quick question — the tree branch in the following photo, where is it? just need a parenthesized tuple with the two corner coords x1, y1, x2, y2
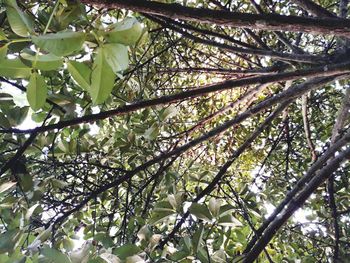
(159, 100, 292, 248)
(81, 0, 350, 37)
(302, 94, 317, 161)
(244, 128, 350, 253)
(243, 147, 350, 262)
(147, 15, 323, 63)
(2, 62, 350, 135)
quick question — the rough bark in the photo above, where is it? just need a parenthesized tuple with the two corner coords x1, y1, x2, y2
(81, 0, 350, 37)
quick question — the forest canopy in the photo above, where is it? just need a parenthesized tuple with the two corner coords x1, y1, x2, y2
(0, 0, 350, 262)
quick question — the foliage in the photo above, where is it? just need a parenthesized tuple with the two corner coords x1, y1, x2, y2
(0, 0, 350, 262)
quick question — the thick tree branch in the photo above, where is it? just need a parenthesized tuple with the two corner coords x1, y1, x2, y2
(147, 15, 324, 63)
(81, 0, 350, 37)
(156, 65, 285, 76)
(327, 87, 350, 260)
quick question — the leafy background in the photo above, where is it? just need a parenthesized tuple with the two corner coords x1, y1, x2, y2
(0, 0, 349, 262)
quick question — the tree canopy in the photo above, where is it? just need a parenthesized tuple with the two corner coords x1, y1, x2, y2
(0, 0, 350, 262)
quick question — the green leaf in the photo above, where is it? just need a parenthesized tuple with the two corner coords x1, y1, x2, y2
(103, 43, 129, 73)
(0, 59, 31, 78)
(149, 210, 174, 225)
(0, 229, 22, 253)
(0, 30, 7, 41)
(112, 244, 141, 260)
(104, 17, 143, 46)
(67, 61, 91, 91)
(41, 247, 72, 263)
(5, 0, 34, 37)
(0, 113, 11, 128)
(20, 52, 63, 71)
(25, 204, 41, 220)
(62, 238, 75, 252)
(32, 31, 86, 56)
(188, 203, 213, 222)
(19, 173, 33, 192)
(90, 47, 116, 104)
(197, 247, 210, 263)
(169, 250, 190, 261)
(212, 250, 226, 263)
(182, 236, 192, 253)
(0, 181, 16, 193)
(217, 214, 242, 227)
(6, 106, 29, 126)
(218, 204, 235, 218)
(137, 225, 152, 242)
(47, 94, 74, 106)
(93, 233, 114, 248)
(192, 224, 204, 254)
(160, 105, 177, 121)
(56, 3, 85, 30)
(27, 72, 48, 111)
(154, 200, 175, 212)
(0, 44, 8, 61)
(36, 226, 52, 242)
(144, 123, 159, 141)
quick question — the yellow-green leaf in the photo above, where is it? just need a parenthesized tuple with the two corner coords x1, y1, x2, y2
(41, 247, 72, 263)
(149, 210, 174, 225)
(5, 0, 34, 37)
(103, 43, 129, 73)
(67, 60, 91, 91)
(90, 47, 115, 104)
(192, 224, 204, 254)
(27, 72, 48, 111)
(20, 52, 63, 71)
(104, 17, 143, 46)
(113, 244, 141, 260)
(0, 29, 7, 41)
(188, 203, 213, 222)
(217, 214, 242, 227)
(0, 59, 31, 78)
(0, 44, 8, 61)
(32, 31, 86, 56)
